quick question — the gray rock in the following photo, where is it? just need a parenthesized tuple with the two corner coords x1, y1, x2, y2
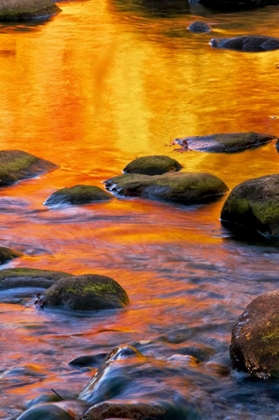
(230, 291, 279, 378)
(17, 400, 89, 420)
(44, 185, 112, 207)
(41, 274, 129, 311)
(123, 155, 183, 175)
(210, 35, 279, 52)
(0, 150, 58, 187)
(220, 174, 279, 238)
(173, 132, 276, 153)
(0, 267, 70, 289)
(0, 0, 61, 21)
(188, 21, 212, 33)
(105, 172, 228, 204)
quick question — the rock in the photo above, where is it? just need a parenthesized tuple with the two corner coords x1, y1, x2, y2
(173, 132, 276, 153)
(17, 400, 90, 420)
(210, 35, 279, 52)
(41, 274, 129, 311)
(230, 291, 279, 378)
(123, 155, 183, 175)
(0, 0, 61, 21)
(198, 0, 279, 10)
(220, 174, 279, 238)
(0, 150, 58, 187)
(0, 267, 70, 289)
(105, 172, 228, 204)
(188, 21, 212, 33)
(68, 353, 107, 368)
(0, 246, 22, 264)
(81, 402, 167, 420)
(44, 185, 112, 207)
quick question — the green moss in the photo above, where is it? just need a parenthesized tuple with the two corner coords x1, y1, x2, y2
(0, 267, 69, 280)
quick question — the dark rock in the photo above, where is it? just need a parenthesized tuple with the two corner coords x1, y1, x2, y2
(69, 353, 107, 368)
(230, 291, 279, 378)
(0, 150, 58, 187)
(173, 132, 276, 153)
(210, 35, 279, 52)
(220, 174, 279, 238)
(123, 155, 183, 175)
(0, 0, 61, 21)
(81, 402, 167, 420)
(0, 267, 70, 289)
(105, 172, 228, 204)
(188, 21, 212, 33)
(0, 246, 22, 264)
(44, 185, 112, 207)
(199, 0, 279, 10)
(17, 400, 90, 420)
(41, 274, 129, 311)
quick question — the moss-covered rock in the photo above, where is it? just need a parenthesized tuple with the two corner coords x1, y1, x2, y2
(0, 0, 61, 21)
(220, 175, 279, 238)
(105, 172, 229, 204)
(0, 246, 22, 264)
(0, 267, 70, 289)
(188, 21, 212, 33)
(44, 185, 112, 207)
(210, 35, 279, 52)
(41, 274, 129, 311)
(0, 150, 58, 187)
(123, 155, 183, 175)
(230, 291, 279, 378)
(173, 132, 276, 153)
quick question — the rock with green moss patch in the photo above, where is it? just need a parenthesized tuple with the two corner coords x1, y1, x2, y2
(0, 267, 70, 289)
(220, 175, 279, 238)
(173, 132, 276, 153)
(41, 274, 129, 310)
(230, 291, 279, 378)
(123, 155, 183, 175)
(105, 172, 228, 204)
(0, 150, 58, 187)
(44, 185, 112, 207)
(0, 246, 22, 264)
(0, 0, 61, 21)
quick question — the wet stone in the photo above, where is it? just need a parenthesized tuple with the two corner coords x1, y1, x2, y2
(123, 155, 183, 175)
(44, 185, 112, 207)
(0, 267, 70, 290)
(0, 0, 61, 21)
(188, 21, 212, 33)
(210, 35, 279, 52)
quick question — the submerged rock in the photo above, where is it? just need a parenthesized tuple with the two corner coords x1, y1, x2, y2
(17, 400, 89, 420)
(173, 132, 276, 153)
(210, 35, 279, 52)
(105, 172, 228, 204)
(0, 150, 58, 187)
(41, 274, 129, 311)
(44, 185, 112, 207)
(0, 267, 70, 289)
(0, 0, 61, 21)
(230, 291, 279, 378)
(220, 174, 279, 238)
(188, 21, 212, 33)
(0, 246, 22, 264)
(198, 0, 279, 10)
(123, 155, 183, 175)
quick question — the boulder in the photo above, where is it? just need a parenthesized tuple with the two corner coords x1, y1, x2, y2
(44, 185, 112, 207)
(0, 246, 22, 264)
(81, 402, 167, 420)
(17, 400, 90, 420)
(199, 0, 279, 10)
(105, 172, 228, 204)
(230, 291, 279, 378)
(0, 267, 70, 289)
(0, 150, 58, 187)
(173, 132, 276, 153)
(210, 35, 279, 52)
(123, 155, 183, 175)
(0, 0, 61, 21)
(188, 21, 212, 33)
(220, 174, 279, 238)
(41, 274, 129, 311)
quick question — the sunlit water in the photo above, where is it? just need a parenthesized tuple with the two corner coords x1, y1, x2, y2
(1, 0, 279, 418)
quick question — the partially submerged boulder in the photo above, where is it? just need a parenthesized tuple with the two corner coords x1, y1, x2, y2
(123, 155, 183, 175)
(188, 21, 212, 33)
(41, 274, 129, 311)
(0, 267, 70, 289)
(0, 0, 61, 21)
(0, 150, 58, 187)
(220, 175, 279, 238)
(17, 400, 89, 420)
(173, 132, 276, 153)
(210, 35, 279, 52)
(230, 291, 279, 378)
(199, 0, 279, 10)
(81, 402, 167, 420)
(44, 185, 112, 207)
(0, 246, 22, 264)
(105, 172, 229, 204)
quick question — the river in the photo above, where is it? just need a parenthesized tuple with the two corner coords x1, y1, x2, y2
(1, 0, 279, 418)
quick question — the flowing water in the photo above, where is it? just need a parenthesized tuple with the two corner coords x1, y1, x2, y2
(1, 0, 279, 418)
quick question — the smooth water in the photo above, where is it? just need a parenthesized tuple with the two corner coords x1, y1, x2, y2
(1, 0, 279, 418)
